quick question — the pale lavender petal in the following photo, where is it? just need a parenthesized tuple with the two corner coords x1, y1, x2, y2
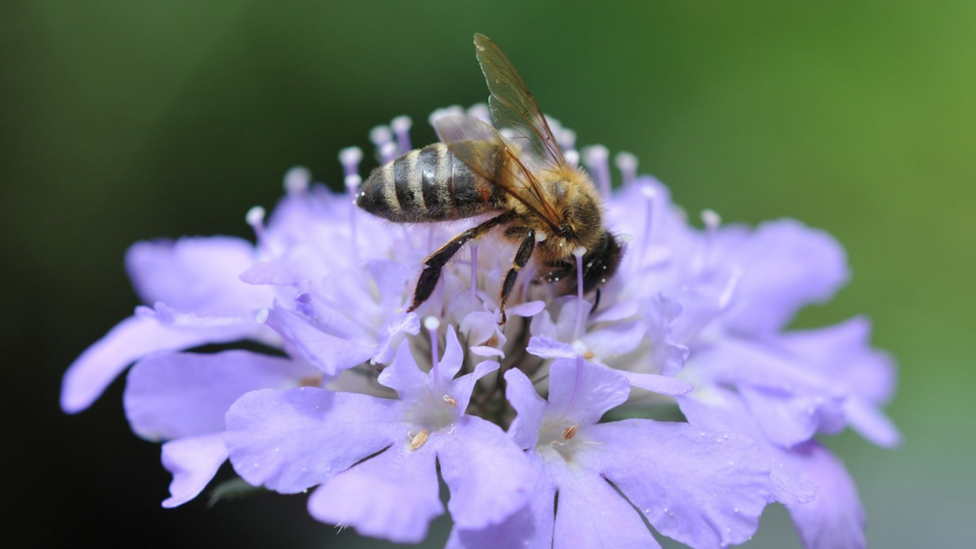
(721, 220, 849, 335)
(160, 433, 228, 508)
(446, 460, 556, 549)
(451, 360, 500, 413)
(377, 339, 426, 400)
(239, 260, 296, 286)
(583, 321, 646, 360)
(126, 236, 272, 314)
(740, 386, 845, 447)
(125, 350, 315, 440)
(547, 359, 630, 426)
(470, 345, 505, 358)
(264, 303, 373, 376)
(591, 299, 640, 323)
(61, 313, 257, 414)
(551, 462, 660, 549)
(525, 336, 576, 360)
(437, 416, 534, 530)
(553, 298, 592, 341)
(529, 309, 558, 339)
(308, 442, 442, 544)
(507, 300, 546, 318)
(616, 370, 693, 396)
(595, 420, 774, 549)
(787, 442, 866, 549)
(504, 369, 547, 450)
(460, 311, 499, 346)
(844, 397, 902, 448)
(224, 387, 403, 493)
(678, 390, 817, 507)
(371, 311, 421, 365)
(435, 325, 465, 384)
(365, 259, 412, 310)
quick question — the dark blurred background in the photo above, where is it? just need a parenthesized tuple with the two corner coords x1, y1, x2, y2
(3, 1, 972, 547)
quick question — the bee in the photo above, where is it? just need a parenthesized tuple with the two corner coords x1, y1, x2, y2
(357, 33, 622, 324)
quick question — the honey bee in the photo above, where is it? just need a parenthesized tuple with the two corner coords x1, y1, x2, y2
(357, 33, 622, 323)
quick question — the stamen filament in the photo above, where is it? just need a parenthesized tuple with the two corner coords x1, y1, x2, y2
(425, 316, 441, 382)
(640, 184, 656, 266)
(573, 247, 586, 340)
(469, 244, 478, 301)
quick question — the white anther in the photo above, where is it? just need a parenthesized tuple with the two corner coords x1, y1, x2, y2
(564, 149, 580, 167)
(701, 209, 722, 230)
(339, 146, 362, 167)
(640, 184, 657, 200)
(618, 233, 634, 244)
(255, 308, 269, 324)
(467, 103, 490, 122)
(283, 166, 311, 194)
(572, 246, 587, 258)
(571, 340, 588, 356)
(391, 115, 412, 133)
(379, 141, 398, 162)
(369, 125, 392, 146)
(615, 151, 638, 174)
(245, 206, 266, 227)
(582, 144, 609, 165)
(424, 316, 441, 332)
(344, 174, 362, 193)
(428, 105, 464, 127)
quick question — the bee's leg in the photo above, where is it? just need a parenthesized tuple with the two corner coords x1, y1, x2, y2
(407, 210, 515, 312)
(497, 227, 536, 325)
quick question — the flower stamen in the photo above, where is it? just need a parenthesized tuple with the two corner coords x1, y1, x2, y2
(409, 430, 429, 450)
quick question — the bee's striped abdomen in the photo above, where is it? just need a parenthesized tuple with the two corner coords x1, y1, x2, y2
(358, 142, 507, 223)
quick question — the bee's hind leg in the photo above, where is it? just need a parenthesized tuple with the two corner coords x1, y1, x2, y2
(407, 210, 515, 313)
(497, 226, 536, 325)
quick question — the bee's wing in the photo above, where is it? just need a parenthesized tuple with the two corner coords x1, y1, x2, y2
(473, 33, 567, 170)
(434, 114, 562, 231)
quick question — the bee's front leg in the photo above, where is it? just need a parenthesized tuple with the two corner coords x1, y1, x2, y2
(497, 226, 536, 325)
(408, 210, 515, 313)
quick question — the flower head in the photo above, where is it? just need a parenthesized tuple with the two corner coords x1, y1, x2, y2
(62, 107, 897, 549)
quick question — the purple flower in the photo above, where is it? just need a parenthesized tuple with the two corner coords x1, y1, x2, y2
(123, 350, 319, 507)
(448, 359, 775, 549)
(223, 326, 533, 543)
(62, 106, 898, 549)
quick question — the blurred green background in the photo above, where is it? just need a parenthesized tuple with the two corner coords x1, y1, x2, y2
(3, 1, 972, 547)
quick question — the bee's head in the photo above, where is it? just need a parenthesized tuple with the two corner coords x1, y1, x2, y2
(580, 230, 623, 293)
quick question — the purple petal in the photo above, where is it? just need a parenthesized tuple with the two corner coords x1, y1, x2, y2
(365, 259, 412, 310)
(616, 370, 693, 396)
(786, 442, 866, 549)
(721, 220, 849, 335)
(591, 300, 640, 323)
(470, 345, 505, 358)
(61, 313, 257, 414)
(678, 390, 817, 506)
(446, 457, 556, 549)
(507, 300, 546, 318)
(595, 420, 774, 549)
(583, 321, 647, 360)
(377, 339, 426, 400)
(740, 386, 845, 448)
(160, 433, 228, 508)
(308, 442, 442, 544)
(435, 325, 465, 384)
(264, 303, 373, 376)
(371, 311, 421, 365)
(239, 260, 296, 286)
(844, 397, 902, 447)
(525, 336, 576, 360)
(550, 461, 660, 549)
(529, 309, 557, 339)
(451, 360, 500, 413)
(126, 236, 272, 314)
(547, 359, 630, 426)
(125, 350, 315, 440)
(505, 369, 547, 450)
(224, 387, 403, 493)
(437, 416, 534, 530)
